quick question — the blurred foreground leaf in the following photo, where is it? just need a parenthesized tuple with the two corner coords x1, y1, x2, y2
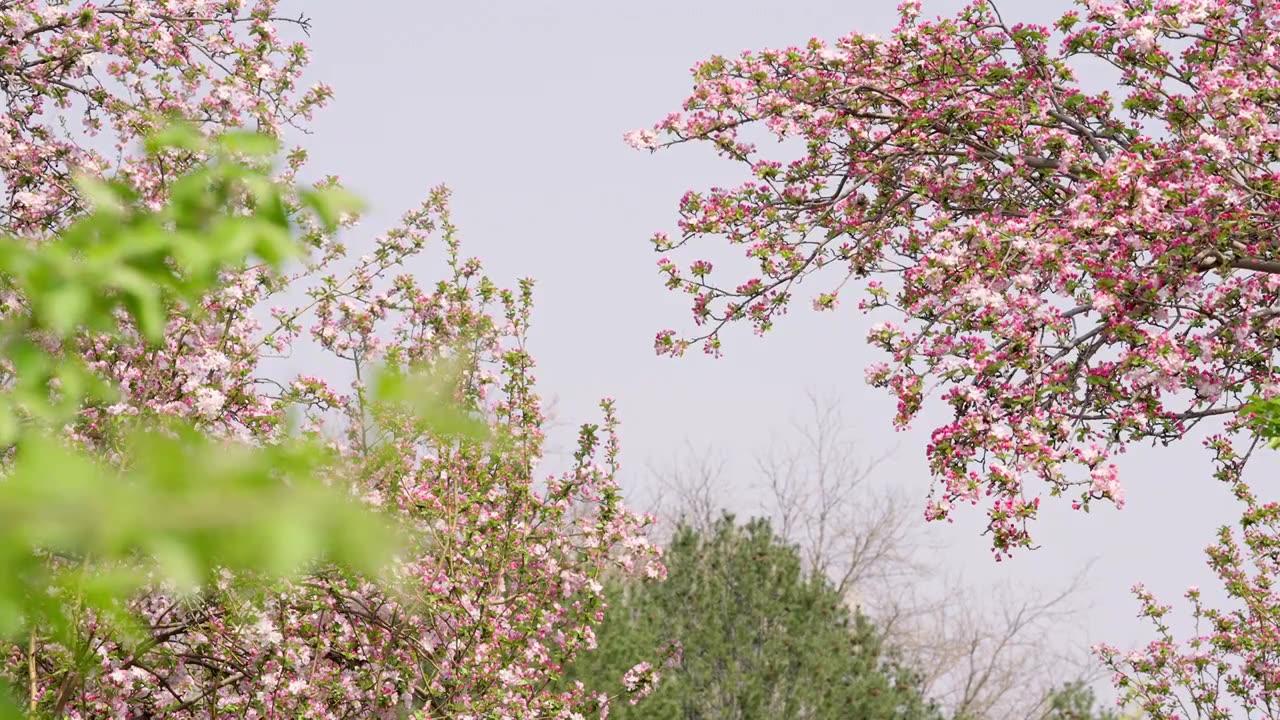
(0, 125, 471, 717)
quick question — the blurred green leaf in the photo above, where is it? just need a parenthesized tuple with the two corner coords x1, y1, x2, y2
(144, 122, 206, 154)
(374, 356, 489, 442)
(150, 538, 201, 594)
(216, 130, 280, 158)
(252, 221, 298, 267)
(0, 404, 17, 447)
(110, 266, 164, 342)
(72, 176, 125, 216)
(41, 284, 89, 335)
(0, 127, 440, 716)
(300, 186, 365, 230)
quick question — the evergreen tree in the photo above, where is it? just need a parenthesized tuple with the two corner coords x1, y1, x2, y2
(569, 514, 942, 719)
(1041, 681, 1124, 720)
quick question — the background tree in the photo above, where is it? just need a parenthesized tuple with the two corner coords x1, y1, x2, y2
(1038, 680, 1125, 720)
(568, 514, 942, 720)
(647, 392, 917, 599)
(647, 392, 1097, 720)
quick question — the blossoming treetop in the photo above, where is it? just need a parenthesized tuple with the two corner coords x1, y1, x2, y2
(631, 0, 1280, 556)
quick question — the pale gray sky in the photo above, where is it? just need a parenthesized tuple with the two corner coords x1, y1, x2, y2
(283, 0, 1278, 707)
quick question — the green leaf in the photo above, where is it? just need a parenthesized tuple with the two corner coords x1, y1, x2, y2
(8, 339, 48, 386)
(262, 509, 318, 576)
(73, 175, 125, 216)
(149, 537, 202, 594)
(169, 228, 216, 279)
(111, 266, 165, 342)
(144, 122, 207, 154)
(41, 283, 90, 336)
(0, 126, 411, 681)
(252, 221, 299, 267)
(373, 358, 489, 442)
(207, 217, 258, 267)
(300, 186, 365, 230)
(0, 684, 24, 720)
(0, 404, 17, 447)
(168, 171, 217, 228)
(241, 174, 290, 228)
(216, 130, 281, 158)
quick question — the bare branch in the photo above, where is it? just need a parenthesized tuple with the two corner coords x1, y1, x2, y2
(752, 389, 922, 597)
(643, 441, 731, 543)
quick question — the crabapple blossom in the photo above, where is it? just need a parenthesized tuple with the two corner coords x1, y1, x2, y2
(631, 0, 1280, 556)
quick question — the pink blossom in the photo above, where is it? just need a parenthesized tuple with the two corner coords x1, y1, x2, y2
(622, 129, 658, 150)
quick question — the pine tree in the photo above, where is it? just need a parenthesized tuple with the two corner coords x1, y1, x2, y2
(568, 514, 942, 719)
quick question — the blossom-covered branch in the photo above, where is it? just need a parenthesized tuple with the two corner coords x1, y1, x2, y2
(632, 0, 1280, 555)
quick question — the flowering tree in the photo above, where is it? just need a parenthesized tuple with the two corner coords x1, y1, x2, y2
(0, 2, 665, 718)
(629, 0, 1280, 556)
(0, 0, 329, 237)
(1093, 404, 1280, 720)
(0, 124, 418, 719)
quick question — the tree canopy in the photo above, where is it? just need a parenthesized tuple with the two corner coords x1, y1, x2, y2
(631, 0, 1280, 556)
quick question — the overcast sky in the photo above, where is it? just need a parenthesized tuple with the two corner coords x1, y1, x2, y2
(278, 0, 1279, 705)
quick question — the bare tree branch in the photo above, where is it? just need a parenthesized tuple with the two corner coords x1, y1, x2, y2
(752, 390, 922, 598)
(873, 563, 1101, 720)
(643, 441, 730, 543)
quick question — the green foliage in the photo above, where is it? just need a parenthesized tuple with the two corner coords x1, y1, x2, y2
(1244, 397, 1280, 449)
(1041, 680, 1122, 720)
(373, 355, 490, 441)
(567, 515, 942, 720)
(1039, 676, 1141, 717)
(0, 125, 481, 718)
(0, 421, 401, 634)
